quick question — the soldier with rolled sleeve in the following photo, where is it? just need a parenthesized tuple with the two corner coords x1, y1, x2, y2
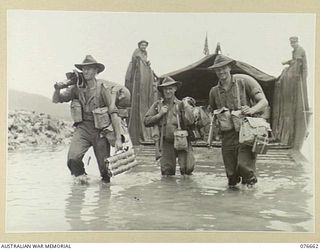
(208, 55, 269, 188)
(53, 55, 130, 183)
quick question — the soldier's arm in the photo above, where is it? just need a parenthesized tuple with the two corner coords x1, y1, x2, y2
(242, 79, 268, 115)
(282, 59, 292, 65)
(144, 102, 163, 127)
(250, 93, 269, 114)
(52, 85, 74, 103)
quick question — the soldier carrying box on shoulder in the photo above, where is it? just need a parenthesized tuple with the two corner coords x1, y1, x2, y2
(53, 55, 131, 184)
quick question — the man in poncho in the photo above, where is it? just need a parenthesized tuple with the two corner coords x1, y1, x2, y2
(125, 40, 158, 144)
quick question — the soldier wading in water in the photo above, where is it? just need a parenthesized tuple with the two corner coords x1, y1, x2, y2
(53, 55, 130, 184)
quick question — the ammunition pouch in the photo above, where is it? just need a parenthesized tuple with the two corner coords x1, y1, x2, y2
(173, 130, 189, 151)
(214, 107, 233, 131)
(239, 117, 271, 146)
(92, 107, 111, 129)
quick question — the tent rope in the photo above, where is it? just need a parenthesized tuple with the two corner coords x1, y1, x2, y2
(299, 74, 309, 138)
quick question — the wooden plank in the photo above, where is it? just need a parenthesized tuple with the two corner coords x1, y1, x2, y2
(136, 145, 299, 167)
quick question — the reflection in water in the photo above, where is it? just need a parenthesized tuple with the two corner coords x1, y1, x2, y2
(65, 184, 88, 230)
(6, 145, 314, 232)
(65, 183, 111, 231)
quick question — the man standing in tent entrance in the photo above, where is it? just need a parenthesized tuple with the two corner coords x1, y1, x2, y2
(125, 40, 158, 145)
(208, 55, 269, 189)
(53, 55, 130, 184)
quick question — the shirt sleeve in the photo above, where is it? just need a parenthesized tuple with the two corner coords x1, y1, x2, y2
(242, 76, 264, 100)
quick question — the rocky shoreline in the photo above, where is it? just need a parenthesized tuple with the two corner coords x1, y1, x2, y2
(8, 110, 74, 151)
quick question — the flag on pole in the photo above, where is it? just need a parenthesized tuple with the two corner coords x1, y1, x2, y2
(215, 42, 222, 54)
(203, 33, 210, 56)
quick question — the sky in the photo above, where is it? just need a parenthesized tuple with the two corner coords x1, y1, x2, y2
(7, 11, 315, 101)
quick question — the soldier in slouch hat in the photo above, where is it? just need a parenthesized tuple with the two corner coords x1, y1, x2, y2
(144, 76, 196, 176)
(208, 54, 269, 188)
(53, 55, 130, 184)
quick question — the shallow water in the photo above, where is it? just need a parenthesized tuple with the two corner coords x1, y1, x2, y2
(6, 145, 314, 232)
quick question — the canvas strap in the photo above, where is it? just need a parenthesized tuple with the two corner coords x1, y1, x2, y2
(176, 114, 181, 130)
(175, 104, 182, 130)
(235, 80, 241, 109)
(260, 136, 268, 154)
(216, 82, 243, 109)
(216, 88, 224, 108)
(160, 121, 165, 150)
(235, 79, 247, 110)
(157, 101, 165, 150)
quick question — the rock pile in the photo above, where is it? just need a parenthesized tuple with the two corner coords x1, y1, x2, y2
(8, 110, 74, 151)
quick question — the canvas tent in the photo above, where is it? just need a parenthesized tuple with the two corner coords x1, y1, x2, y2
(159, 54, 309, 149)
(160, 54, 276, 114)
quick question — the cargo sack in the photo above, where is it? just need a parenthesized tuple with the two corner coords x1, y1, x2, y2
(70, 99, 83, 123)
(214, 107, 233, 131)
(92, 107, 111, 129)
(231, 110, 244, 132)
(252, 135, 269, 154)
(173, 112, 188, 151)
(239, 117, 271, 145)
(105, 148, 138, 177)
